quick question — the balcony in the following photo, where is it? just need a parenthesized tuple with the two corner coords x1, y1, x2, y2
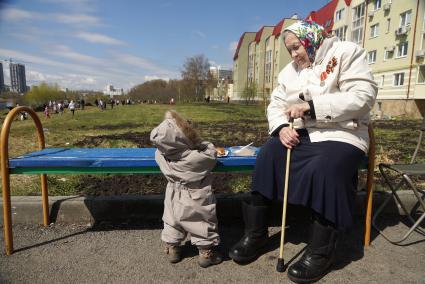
(395, 26, 410, 36)
(383, 3, 391, 11)
(415, 49, 425, 58)
(386, 45, 395, 52)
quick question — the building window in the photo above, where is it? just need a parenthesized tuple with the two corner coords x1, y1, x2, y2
(400, 10, 412, 27)
(370, 24, 379, 38)
(373, 0, 381, 11)
(394, 73, 404, 86)
(379, 75, 385, 87)
(386, 18, 391, 33)
(368, 50, 377, 64)
(335, 8, 344, 22)
(384, 48, 394, 60)
(397, 42, 408, 57)
(265, 50, 272, 83)
(325, 19, 332, 28)
(418, 65, 425, 84)
(334, 26, 347, 41)
(352, 3, 365, 45)
(423, 12, 425, 30)
(422, 33, 425, 50)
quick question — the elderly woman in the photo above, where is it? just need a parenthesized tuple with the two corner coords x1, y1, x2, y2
(229, 20, 377, 283)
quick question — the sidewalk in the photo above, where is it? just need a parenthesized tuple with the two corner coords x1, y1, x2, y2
(1, 217, 424, 283)
(0, 191, 424, 283)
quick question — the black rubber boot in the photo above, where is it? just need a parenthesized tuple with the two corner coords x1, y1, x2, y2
(287, 219, 339, 283)
(229, 201, 269, 263)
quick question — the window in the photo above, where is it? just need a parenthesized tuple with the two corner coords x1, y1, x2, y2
(374, 0, 381, 11)
(248, 48, 254, 84)
(394, 73, 404, 86)
(386, 18, 391, 33)
(335, 8, 344, 22)
(265, 50, 272, 83)
(334, 26, 347, 40)
(397, 42, 408, 57)
(400, 10, 412, 27)
(422, 33, 425, 50)
(370, 24, 379, 38)
(418, 65, 425, 84)
(384, 48, 394, 60)
(368, 50, 377, 64)
(379, 75, 385, 87)
(325, 19, 332, 28)
(352, 3, 365, 44)
(423, 13, 425, 30)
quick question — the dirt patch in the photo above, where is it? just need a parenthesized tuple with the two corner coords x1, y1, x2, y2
(74, 132, 153, 148)
(75, 173, 252, 196)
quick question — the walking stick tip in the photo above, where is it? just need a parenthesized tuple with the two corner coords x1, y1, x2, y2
(276, 258, 286, 272)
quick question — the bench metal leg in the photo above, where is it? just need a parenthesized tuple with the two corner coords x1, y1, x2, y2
(41, 174, 50, 226)
(1, 167, 13, 255)
(1, 106, 49, 255)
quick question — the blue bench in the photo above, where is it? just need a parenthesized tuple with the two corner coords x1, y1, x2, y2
(1, 106, 375, 255)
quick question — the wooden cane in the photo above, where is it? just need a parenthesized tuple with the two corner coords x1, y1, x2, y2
(276, 117, 294, 272)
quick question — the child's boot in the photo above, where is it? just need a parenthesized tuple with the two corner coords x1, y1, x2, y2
(198, 246, 223, 268)
(164, 243, 182, 263)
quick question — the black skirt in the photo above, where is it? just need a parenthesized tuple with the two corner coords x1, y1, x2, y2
(252, 129, 365, 229)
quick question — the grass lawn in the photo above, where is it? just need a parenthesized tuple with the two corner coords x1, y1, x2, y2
(0, 102, 423, 196)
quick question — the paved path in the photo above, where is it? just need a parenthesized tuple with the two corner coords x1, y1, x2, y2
(1, 218, 424, 283)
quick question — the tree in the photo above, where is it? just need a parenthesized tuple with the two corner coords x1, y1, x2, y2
(128, 79, 178, 103)
(181, 54, 210, 101)
(24, 82, 64, 107)
(241, 83, 257, 104)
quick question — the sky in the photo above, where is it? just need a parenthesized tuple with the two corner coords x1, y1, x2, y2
(0, 0, 330, 92)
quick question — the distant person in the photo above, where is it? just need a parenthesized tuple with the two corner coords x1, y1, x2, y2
(169, 97, 175, 105)
(150, 110, 222, 268)
(44, 105, 50, 119)
(80, 99, 85, 110)
(109, 99, 114, 109)
(68, 100, 76, 117)
(58, 102, 64, 115)
(98, 99, 104, 111)
(15, 103, 28, 121)
(94, 99, 99, 107)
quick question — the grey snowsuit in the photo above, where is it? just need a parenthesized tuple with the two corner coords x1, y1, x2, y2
(150, 111, 220, 248)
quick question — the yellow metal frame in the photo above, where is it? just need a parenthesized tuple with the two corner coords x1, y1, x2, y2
(0, 107, 376, 255)
(1, 106, 50, 255)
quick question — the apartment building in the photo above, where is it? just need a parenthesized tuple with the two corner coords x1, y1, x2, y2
(364, 0, 425, 117)
(233, 32, 256, 100)
(10, 63, 27, 94)
(232, 0, 425, 117)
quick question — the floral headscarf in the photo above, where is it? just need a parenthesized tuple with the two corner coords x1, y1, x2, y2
(284, 20, 327, 62)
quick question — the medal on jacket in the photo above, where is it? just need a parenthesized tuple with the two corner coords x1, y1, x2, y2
(320, 56, 338, 86)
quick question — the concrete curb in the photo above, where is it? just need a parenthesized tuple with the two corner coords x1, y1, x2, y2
(0, 191, 420, 225)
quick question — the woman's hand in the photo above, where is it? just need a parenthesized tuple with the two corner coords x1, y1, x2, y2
(285, 102, 310, 119)
(279, 126, 299, 149)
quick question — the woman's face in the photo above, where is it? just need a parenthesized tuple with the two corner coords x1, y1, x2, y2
(284, 32, 310, 70)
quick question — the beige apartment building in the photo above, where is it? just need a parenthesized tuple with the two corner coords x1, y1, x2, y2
(233, 32, 256, 100)
(233, 0, 425, 117)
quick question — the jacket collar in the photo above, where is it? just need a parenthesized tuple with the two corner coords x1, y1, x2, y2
(314, 36, 340, 66)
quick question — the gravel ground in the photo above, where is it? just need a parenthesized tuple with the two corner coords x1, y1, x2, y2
(1, 218, 424, 284)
